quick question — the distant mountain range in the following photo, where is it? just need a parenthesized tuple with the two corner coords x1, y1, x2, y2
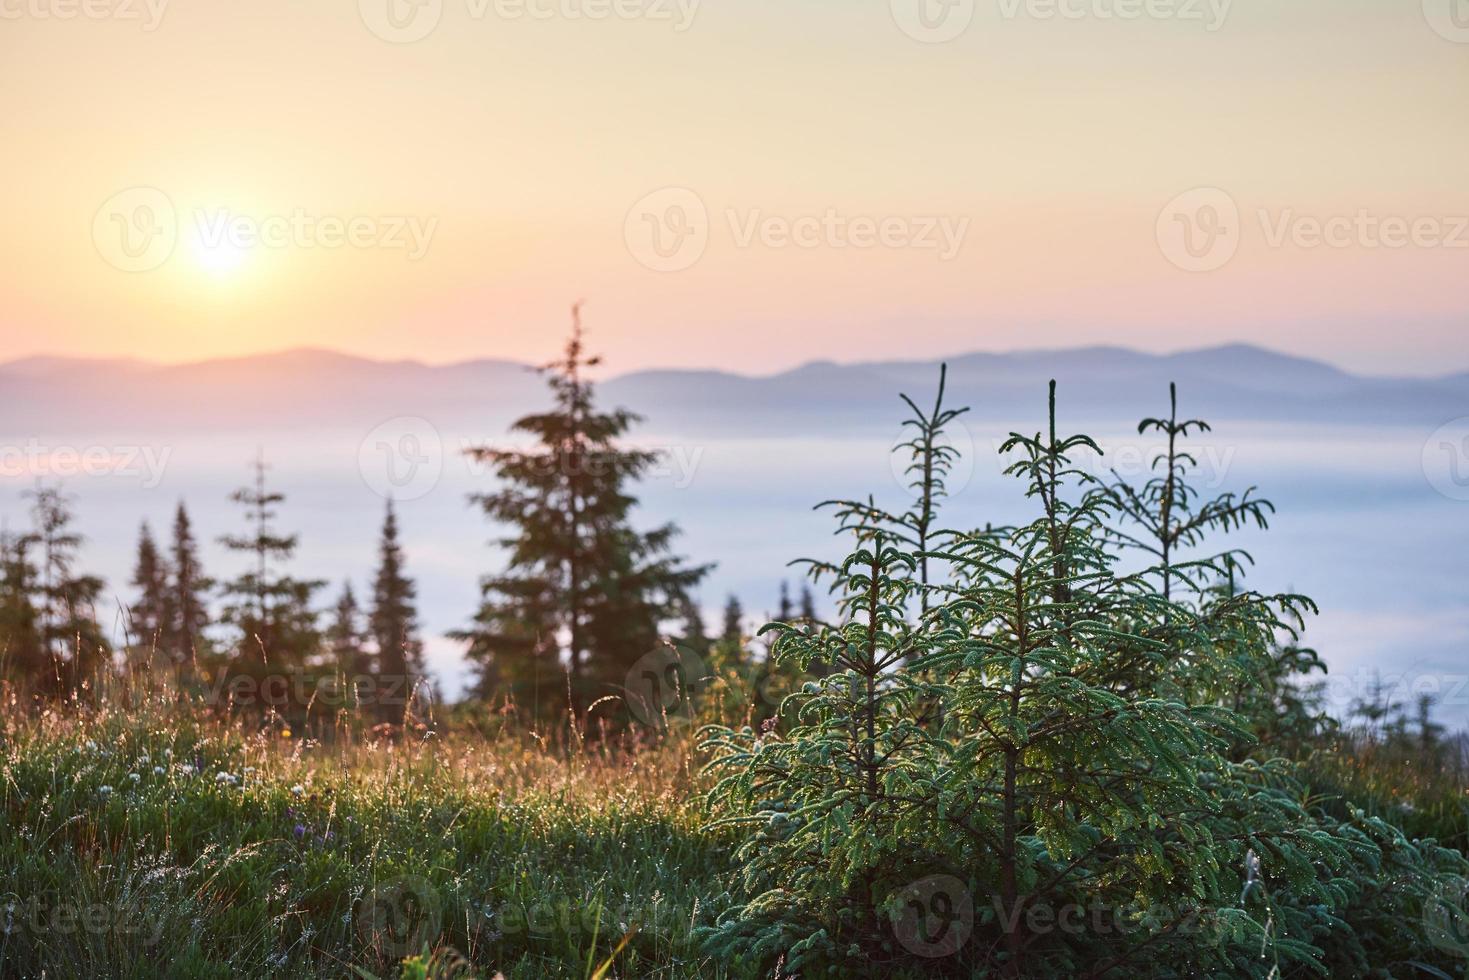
(2, 343, 1464, 436)
(3, 343, 1464, 714)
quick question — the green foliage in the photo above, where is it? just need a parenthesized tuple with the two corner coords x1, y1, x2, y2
(0, 528, 46, 687)
(455, 307, 710, 714)
(370, 501, 426, 723)
(129, 520, 171, 654)
(700, 374, 1469, 978)
(327, 580, 370, 678)
(168, 501, 214, 673)
(22, 483, 109, 696)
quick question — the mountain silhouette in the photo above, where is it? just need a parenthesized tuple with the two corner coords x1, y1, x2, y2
(1, 343, 1461, 437)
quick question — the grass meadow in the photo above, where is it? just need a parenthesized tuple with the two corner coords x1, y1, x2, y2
(0, 677, 738, 979)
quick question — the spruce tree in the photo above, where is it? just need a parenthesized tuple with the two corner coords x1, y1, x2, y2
(369, 501, 422, 722)
(454, 306, 711, 711)
(703, 591, 791, 728)
(1091, 385, 1325, 736)
(1093, 382, 1274, 604)
(701, 375, 1461, 978)
(0, 530, 45, 687)
(711, 594, 747, 673)
(797, 584, 816, 622)
(218, 454, 322, 669)
(776, 580, 793, 622)
(894, 362, 968, 611)
(719, 594, 743, 644)
(326, 580, 368, 679)
(1349, 671, 1401, 735)
(1415, 693, 1444, 756)
(679, 596, 711, 653)
(168, 501, 212, 672)
(22, 484, 108, 696)
(129, 521, 171, 657)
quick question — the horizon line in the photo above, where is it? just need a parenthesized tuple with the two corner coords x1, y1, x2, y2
(1, 339, 1458, 384)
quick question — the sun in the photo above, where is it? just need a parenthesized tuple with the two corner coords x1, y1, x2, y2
(189, 230, 252, 277)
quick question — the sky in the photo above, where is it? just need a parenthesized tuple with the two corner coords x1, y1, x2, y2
(2, 0, 1467, 375)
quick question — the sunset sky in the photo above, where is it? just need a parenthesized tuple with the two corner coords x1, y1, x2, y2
(3, 0, 1467, 374)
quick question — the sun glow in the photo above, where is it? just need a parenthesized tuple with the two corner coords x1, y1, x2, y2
(189, 230, 252, 277)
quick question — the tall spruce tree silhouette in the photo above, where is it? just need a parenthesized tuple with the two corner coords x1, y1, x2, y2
(455, 305, 710, 715)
